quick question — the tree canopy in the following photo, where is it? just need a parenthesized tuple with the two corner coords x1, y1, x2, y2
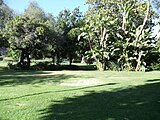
(2, 16, 50, 68)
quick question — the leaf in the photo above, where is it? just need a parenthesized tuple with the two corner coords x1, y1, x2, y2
(116, 33, 123, 39)
(136, 25, 142, 37)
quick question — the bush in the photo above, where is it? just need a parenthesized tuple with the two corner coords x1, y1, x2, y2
(7, 62, 20, 70)
(31, 62, 80, 70)
(31, 62, 52, 70)
(7, 62, 30, 70)
(107, 61, 120, 71)
(148, 63, 160, 71)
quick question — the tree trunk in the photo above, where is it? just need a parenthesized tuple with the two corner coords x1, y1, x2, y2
(81, 56, 85, 63)
(52, 50, 60, 65)
(56, 52, 60, 65)
(135, 51, 143, 71)
(19, 49, 30, 69)
(96, 59, 106, 71)
(51, 51, 56, 65)
(134, 1, 150, 47)
(69, 55, 73, 66)
(134, 1, 150, 71)
(19, 49, 25, 67)
(93, 55, 106, 71)
(26, 51, 30, 67)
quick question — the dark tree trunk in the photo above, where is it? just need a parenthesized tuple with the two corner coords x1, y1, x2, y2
(69, 57, 72, 66)
(56, 51, 60, 65)
(19, 49, 25, 67)
(69, 54, 73, 66)
(51, 51, 55, 65)
(26, 51, 30, 67)
(19, 49, 30, 69)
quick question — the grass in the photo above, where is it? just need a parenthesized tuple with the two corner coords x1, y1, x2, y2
(0, 61, 7, 68)
(0, 62, 160, 120)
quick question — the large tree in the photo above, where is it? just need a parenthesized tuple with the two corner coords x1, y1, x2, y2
(23, 1, 55, 60)
(3, 16, 50, 68)
(80, 0, 121, 71)
(56, 8, 83, 65)
(80, 0, 157, 71)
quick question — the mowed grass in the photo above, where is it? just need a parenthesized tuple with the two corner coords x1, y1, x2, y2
(0, 62, 160, 120)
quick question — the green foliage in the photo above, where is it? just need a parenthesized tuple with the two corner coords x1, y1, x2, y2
(80, 6, 119, 70)
(55, 8, 83, 65)
(7, 49, 20, 60)
(2, 16, 51, 68)
(4, 16, 50, 49)
(149, 62, 160, 71)
(23, 1, 46, 20)
(157, 37, 160, 52)
(0, 0, 14, 48)
(0, 0, 14, 28)
(79, 0, 158, 71)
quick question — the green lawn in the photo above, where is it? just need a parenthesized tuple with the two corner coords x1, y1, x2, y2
(0, 63, 160, 120)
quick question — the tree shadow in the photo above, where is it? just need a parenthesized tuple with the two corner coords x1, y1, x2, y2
(32, 63, 97, 71)
(0, 69, 51, 76)
(0, 83, 117, 102)
(0, 70, 77, 86)
(39, 82, 160, 120)
(146, 79, 160, 82)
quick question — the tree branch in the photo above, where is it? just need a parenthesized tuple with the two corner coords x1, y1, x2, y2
(135, 1, 150, 47)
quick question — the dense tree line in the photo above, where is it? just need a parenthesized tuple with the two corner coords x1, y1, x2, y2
(0, 0, 159, 71)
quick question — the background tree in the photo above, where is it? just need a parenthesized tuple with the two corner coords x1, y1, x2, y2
(23, 1, 46, 20)
(56, 8, 83, 65)
(0, 0, 14, 47)
(3, 16, 50, 68)
(0, 0, 14, 28)
(23, 1, 55, 60)
(0, 0, 14, 61)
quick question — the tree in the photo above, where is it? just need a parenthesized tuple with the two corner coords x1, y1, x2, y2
(56, 8, 83, 65)
(41, 13, 57, 62)
(80, 0, 157, 71)
(23, 1, 56, 60)
(0, 0, 14, 28)
(114, 0, 157, 71)
(0, 0, 14, 61)
(80, 0, 120, 71)
(3, 16, 50, 68)
(0, 0, 14, 47)
(24, 1, 46, 20)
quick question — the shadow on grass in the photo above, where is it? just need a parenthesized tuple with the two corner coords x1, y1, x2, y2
(0, 70, 77, 86)
(40, 82, 160, 120)
(146, 79, 160, 82)
(0, 69, 48, 75)
(0, 83, 117, 101)
(32, 62, 97, 71)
